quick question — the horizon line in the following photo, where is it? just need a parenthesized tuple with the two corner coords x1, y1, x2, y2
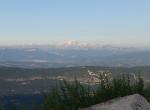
(0, 43, 149, 49)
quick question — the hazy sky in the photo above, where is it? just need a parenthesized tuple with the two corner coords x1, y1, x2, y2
(0, 0, 150, 46)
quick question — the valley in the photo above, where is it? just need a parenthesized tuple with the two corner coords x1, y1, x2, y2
(0, 66, 150, 95)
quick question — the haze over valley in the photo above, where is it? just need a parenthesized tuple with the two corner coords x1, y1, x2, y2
(0, 41, 150, 68)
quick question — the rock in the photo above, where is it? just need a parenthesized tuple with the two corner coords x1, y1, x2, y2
(79, 94, 150, 110)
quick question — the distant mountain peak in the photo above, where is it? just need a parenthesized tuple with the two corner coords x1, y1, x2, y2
(60, 40, 91, 49)
(63, 40, 80, 46)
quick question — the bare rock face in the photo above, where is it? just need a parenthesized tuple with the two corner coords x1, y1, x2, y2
(80, 94, 150, 110)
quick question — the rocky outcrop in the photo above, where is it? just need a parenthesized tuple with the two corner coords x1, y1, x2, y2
(80, 94, 150, 110)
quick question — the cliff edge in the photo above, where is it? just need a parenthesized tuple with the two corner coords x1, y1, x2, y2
(80, 94, 150, 110)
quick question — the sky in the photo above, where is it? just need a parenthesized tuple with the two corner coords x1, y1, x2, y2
(0, 0, 150, 47)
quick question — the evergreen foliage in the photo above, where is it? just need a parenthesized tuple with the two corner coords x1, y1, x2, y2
(1, 74, 150, 110)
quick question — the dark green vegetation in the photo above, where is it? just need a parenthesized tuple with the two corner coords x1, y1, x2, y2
(1, 66, 150, 95)
(0, 66, 150, 109)
(43, 74, 150, 110)
(1, 74, 150, 110)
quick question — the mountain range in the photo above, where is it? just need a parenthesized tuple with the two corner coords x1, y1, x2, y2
(0, 42, 150, 68)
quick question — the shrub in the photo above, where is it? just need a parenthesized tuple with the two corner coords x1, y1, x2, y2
(0, 73, 148, 110)
(43, 80, 93, 110)
(43, 74, 147, 110)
